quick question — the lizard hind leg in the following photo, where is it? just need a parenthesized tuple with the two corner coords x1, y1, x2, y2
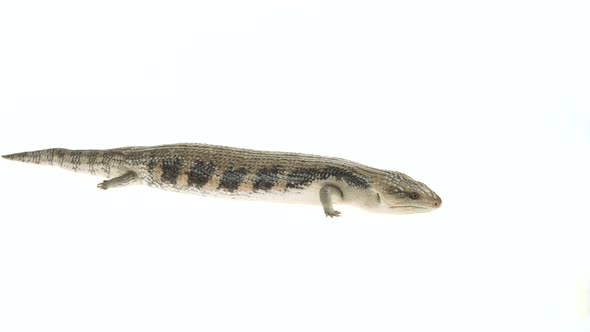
(319, 184, 344, 217)
(97, 171, 139, 190)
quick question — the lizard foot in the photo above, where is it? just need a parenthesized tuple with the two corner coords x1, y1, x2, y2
(324, 210, 341, 218)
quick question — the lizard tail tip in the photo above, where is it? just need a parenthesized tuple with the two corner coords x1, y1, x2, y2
(2, 153, 18, 160)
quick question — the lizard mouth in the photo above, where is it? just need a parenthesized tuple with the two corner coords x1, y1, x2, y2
(389, 205, 432, 213)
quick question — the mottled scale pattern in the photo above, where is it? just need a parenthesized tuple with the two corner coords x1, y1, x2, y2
(3, 148, 124, 178)
(2, 143, 443, 214)
(3, 144, 374, 193)
(253, 166, 282, 191)
(187, 160, 216, 188)
(135, 150, 371, 197)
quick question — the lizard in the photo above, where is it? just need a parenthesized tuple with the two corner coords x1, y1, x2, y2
(2, 143, 442, 217)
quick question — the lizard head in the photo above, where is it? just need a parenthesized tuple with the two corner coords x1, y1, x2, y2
(374, 171, 442, 213)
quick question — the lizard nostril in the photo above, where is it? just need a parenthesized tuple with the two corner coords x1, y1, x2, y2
(433, 200, 441, 208)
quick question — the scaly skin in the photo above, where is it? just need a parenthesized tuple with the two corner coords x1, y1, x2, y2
(2, 143, 442, 217)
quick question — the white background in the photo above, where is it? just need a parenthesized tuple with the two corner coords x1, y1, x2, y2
(1, 0, 589, 331)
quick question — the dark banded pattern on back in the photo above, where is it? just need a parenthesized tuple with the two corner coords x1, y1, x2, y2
(325, 166, 370, 188)
(188, 160, 216, 188)
(161, 157, 183, 184)
(87, 151, 100, 175)
(286, 166, 370, 189)
(70, 151, 82, 171)
(285, 168, 314, 189)
(218, 167, 248, 192)
(253, 166, 282, 191)
(55, 149, 67, 167)
(146, 157, 158, 174)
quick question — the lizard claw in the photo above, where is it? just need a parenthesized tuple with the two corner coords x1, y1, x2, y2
(324, 210, 341, 218)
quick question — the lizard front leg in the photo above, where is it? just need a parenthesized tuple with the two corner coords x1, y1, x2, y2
(319, 184, 343, 217)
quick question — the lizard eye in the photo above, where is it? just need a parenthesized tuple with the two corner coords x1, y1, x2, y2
(409, 192, 420, 200)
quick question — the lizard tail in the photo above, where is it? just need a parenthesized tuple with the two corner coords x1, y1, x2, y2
(3, 148, 125, 178)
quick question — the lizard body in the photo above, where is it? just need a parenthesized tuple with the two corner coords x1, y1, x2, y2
(3, 143, 441, 216)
